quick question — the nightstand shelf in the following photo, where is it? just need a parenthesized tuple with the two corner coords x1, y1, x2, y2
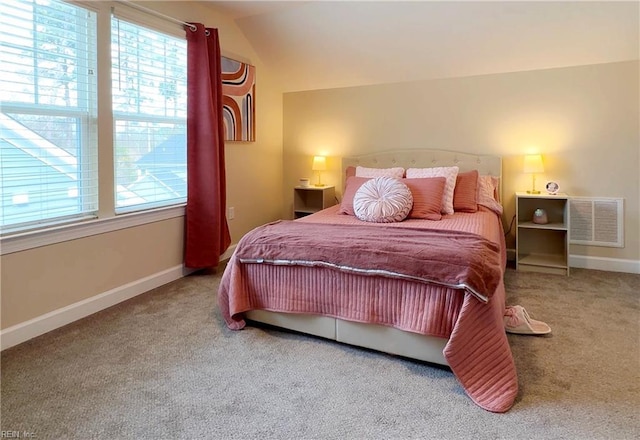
(518, 253, 568, 269)
(293, 186, 336, 219)
(517, 221, 567, 230)
(516, 192, 569, 276)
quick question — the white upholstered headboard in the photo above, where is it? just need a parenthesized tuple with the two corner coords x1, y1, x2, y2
(342, 149, 502, 201)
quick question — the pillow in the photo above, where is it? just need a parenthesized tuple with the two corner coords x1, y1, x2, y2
(405, 166, 459, 215)
(453, 170, 479, 213)
(477, 175, 503, 215)
(345, 166, 356, 179)
(353, 177, 413, 223)
(338, 176, 371, 215)
(355, 166, 405, 179)
(403, 177, 445, 220)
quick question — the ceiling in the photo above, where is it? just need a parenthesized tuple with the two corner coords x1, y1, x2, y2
(207, 1, 639, 93)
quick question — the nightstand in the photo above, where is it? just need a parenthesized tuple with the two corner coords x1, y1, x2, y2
(293, 186, 336, 219)
(516, 192, 570, 275)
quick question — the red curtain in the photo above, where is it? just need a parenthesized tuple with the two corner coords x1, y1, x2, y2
(184, 24, 231, 268)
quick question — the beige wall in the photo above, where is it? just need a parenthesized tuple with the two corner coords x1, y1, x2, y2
(1, 218, 184, 328)
(283, 61, 639, 262)
(1, 1, 283, 331)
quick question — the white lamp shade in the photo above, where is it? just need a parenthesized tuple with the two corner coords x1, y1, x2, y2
(312, 156, 327, 171)
(523, 154, 544, 174)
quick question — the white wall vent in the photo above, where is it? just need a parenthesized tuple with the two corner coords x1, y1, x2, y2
(569, 197, 624, 247)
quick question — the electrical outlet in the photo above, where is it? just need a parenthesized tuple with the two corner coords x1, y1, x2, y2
(227, 207, 235, 220)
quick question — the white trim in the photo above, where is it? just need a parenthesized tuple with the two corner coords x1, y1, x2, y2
(1, 243, 237, 351)
(1, 205, 185, 255)
(0, 264, 193, 351)
(569, 255, 640, 274)
(220, 243, 237, 262)
(2, 243, 632, 351)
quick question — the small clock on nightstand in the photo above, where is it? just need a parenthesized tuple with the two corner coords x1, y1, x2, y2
(545, 181, 560, 195)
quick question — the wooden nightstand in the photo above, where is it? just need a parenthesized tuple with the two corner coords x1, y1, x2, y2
(293, 186, 336, 219)
(516, 192, 570, 275)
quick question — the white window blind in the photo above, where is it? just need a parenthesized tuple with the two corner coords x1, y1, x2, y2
(0, 0, 98, 233)
(111, 16, 187, 213)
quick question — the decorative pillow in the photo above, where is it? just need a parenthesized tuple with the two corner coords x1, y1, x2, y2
(355, 166, 405, 179)
(453, 170, 479, 213)
(405, 166, 459, 215)
(403, 177, 445, 220)
(345, 166, 356, 179)
(353, 177, 413, 223)
(477, 175, 503, 215)
(338, 176, 371, 215)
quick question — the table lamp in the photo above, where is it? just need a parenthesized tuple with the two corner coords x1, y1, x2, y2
(312, 155, 327, 187)
(523, 154, 544, 194)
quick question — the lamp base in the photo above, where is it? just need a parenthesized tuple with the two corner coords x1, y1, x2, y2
(526, 190, 541, 194)
(314, 183, 326, 187)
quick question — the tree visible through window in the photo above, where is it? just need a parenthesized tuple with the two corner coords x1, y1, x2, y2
(0, 0, 189, 233)
(111, 17, 187, 212)
(0, 0, 98, 231)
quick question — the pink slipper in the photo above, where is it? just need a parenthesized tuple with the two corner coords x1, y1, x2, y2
(504, 305, 551, 335)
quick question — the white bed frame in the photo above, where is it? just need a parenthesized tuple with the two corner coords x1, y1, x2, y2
(245, 149, 502, 366)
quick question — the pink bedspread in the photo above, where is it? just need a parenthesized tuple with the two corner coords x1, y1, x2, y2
(218, 206, 518, 412)
(233, 220, 502, 303)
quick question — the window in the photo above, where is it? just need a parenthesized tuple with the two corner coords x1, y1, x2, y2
(111, 17, 187, 213)
(0, 0, 188, 235)
(0, 0, 98, 232)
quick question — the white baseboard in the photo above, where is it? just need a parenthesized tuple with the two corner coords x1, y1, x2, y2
(569, 255, 640, 274)
(1, 244, 238, 352)
(220, 243, 237, 261)
(1, 264, 194, 351)
(507, 248, 639, 274)
(4, 243, 630, 351)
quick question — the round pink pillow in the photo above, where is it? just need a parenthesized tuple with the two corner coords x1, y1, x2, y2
(353, 177, 413, 223)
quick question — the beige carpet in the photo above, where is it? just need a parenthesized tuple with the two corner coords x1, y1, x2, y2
(1, 265, 639, 439)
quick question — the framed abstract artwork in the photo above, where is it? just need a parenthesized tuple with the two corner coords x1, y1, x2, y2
(221, 56, 256, 142)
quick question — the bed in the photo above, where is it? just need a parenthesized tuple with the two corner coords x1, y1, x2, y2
(218, 149, 517, 413)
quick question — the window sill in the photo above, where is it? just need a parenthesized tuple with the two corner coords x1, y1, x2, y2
(0, 205, 185, 256)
